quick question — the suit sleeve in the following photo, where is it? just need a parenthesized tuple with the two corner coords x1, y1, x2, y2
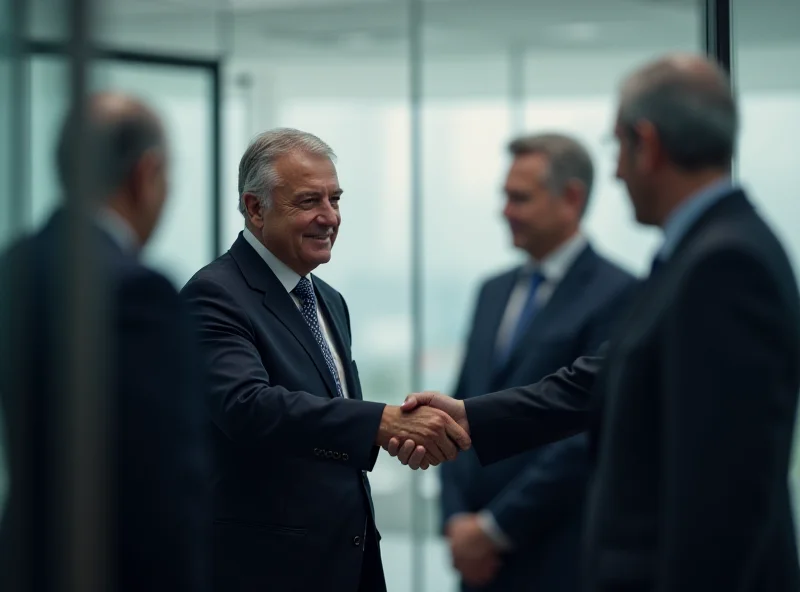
(657, 249, 796, 591)
(182, 276, 385, 472)
(117, 270, 210, 592)
(483, 283, 632, 545)
(464, 350, 601, 466)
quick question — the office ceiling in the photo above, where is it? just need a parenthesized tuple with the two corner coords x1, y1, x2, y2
(28, 0, 800, 57)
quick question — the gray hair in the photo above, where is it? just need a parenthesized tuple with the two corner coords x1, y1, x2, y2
(617, 54, 737, 170)
(56, 93, 164, 199)
(238, 128, 335, 215)
(508, 132, 594, 216)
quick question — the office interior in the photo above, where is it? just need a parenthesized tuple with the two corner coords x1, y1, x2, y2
(1, 0, 799, 590)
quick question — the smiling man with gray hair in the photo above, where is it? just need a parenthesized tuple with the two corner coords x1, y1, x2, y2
(181, 128, 470, 592)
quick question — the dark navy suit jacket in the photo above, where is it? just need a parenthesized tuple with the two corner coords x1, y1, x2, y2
(181, 233, 387, 592)
(464, 191, 800, 592)
(441, 242, 634, 592)
(0, 210, 210, 592)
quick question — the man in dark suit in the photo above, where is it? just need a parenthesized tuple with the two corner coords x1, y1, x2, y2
(441, 133, 634, 590)
(394, 53, 800, 592)
(0, 93, 209, 591)
(181, 128, 471, 592)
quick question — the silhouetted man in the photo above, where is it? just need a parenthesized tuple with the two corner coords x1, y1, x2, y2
(0, 93, 209, 591)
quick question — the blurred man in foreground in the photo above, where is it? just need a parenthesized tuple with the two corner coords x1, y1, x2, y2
(441, 133, 633, 590)
(0, 93, 209, 591)
(181, 128, 470, 592)
(395, 53, 800, 592)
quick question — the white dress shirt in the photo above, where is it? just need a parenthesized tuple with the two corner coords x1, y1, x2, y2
(494, 232, 588, 356)
(95, 207, 140, 255)
(243, 228, 350, 398)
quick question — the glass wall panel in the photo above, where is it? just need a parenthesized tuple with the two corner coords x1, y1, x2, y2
(420, 1, 700, 589)
(732, 0, 800, 539)
(26, 55, 215, 287)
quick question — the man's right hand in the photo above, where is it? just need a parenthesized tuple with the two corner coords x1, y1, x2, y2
(375, 402, 471, 470)
(385, 392, 469, 468)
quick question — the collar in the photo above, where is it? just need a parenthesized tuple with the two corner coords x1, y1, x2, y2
(524, 232, 587, 281)
(95, 208, 139, 255)
(658, 177, 734, 261)
(243, 227, 310, 293)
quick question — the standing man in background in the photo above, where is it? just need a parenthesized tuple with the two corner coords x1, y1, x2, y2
(182, 128, 470, 592)
(0, 93, 209, 592)
(441, 134, 634, 590)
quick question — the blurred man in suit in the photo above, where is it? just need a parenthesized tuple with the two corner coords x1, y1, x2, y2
(0, 93, 209, 591)
(395, 53, 800, 592)
(441, 134, 634, 590)
(181, 128, 471, 592)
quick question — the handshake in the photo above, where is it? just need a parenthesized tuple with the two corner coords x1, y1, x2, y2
(375, 392, 470, 470)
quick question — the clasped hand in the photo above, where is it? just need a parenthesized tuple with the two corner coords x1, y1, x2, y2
(376, 391, 470, 470)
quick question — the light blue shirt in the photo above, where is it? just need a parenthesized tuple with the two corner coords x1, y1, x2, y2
(657, 177, 735, 262)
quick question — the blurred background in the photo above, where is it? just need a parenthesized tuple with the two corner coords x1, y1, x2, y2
(1, 0, 799, 590)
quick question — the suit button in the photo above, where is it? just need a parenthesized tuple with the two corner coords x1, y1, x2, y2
(352, 535, 361, 547)
(342, 453, 349, 461)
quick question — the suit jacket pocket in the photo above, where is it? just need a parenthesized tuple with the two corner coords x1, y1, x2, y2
(213, 520, 309, 592)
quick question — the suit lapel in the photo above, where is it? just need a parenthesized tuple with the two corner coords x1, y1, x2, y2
(497, 245, 596, 380)
(229, 234, 340, 399)
(476, 270, 518, 392)
(593, 190, 752, 449)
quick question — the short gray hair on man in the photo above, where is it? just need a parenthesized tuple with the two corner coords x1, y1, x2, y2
(237, 128, 335, 215)
(508, 132, 595, 216)
(617, 53, 738, 170)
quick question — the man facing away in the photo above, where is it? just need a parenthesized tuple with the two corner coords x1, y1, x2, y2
(395, 53, 800, 592)
(441, 133, 634, 591)
(0, 93, 209, 591)
(181, 129, 471, 592)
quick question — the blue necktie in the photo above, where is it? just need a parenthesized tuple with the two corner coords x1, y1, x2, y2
(292, 277, 343, 398)
(498, 270, 546, 365)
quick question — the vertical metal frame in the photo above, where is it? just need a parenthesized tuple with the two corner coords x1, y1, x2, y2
(702, 0, 735, 175)
(60, 0, 112, 590)
(2, 0, 30, 589)
(703, 0, 733, 74)
(408, 1, 426, 591)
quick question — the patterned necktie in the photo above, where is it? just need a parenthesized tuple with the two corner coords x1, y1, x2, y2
(292, 277, 343, 397)
(497, 269, 547, 366)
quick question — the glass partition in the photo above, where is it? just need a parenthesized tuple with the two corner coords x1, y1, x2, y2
(26, 52, 218, 288)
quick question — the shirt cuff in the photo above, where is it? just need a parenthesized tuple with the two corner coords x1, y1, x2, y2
(477, 510, 513, 551)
